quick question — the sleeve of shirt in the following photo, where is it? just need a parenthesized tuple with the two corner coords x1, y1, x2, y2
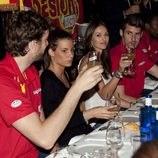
(0, 77, 34, 127)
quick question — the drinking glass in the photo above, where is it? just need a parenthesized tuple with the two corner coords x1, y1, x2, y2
(106, 120, 124, 158)
(88, 51, 101, 68)
(105, 96, 121, 120)
(121, 48, 136, 77)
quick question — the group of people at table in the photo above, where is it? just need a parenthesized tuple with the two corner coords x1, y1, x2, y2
(0, 8, 158, 158)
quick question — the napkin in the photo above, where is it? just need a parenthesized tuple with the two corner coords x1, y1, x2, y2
(144, 77, 158, 90)
(68, 134, 85, 145)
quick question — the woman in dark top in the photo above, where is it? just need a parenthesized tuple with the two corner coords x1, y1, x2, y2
(41, 69, 92, 146)
(40, 28, 116, 149)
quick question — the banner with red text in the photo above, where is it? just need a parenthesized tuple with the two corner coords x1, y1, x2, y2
(24, 0, 83, 38)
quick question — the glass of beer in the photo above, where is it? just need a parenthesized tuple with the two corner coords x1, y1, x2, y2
(88, 51, 101, 68)
(105, 96, 120, 113)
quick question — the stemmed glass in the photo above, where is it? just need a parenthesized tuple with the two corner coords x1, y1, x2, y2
(106, 96, 121, 121)
(133, 0, 142, 5)
(106, 120, 124, 158)
(122, 48, 136, 77)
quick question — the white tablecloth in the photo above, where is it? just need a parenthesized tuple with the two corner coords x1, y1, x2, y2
(47, 111, 139, 158)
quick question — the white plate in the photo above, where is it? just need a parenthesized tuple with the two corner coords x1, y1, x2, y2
(68, 143, 105, 155)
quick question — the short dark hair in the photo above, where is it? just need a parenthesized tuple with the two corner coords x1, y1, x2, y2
(5, 11, 50, 57)
(122, 14, 144, 31)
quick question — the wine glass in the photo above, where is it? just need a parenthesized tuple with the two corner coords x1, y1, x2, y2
(106, 120, 124, 158)
(106, 96, 121, 120)
(133, 0, 142, 5)
(122, 48, 136, 77)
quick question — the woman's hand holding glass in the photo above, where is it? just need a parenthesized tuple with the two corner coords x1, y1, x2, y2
(89, 105, 118, 120)
(88, 51, 101, 68)
(105, 97, 121, 119)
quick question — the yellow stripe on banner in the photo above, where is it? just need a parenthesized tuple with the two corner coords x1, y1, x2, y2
(19, 0, 24, 10)
(0, 0, 10, 4)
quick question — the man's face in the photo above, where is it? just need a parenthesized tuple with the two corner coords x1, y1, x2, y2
(121, 24, 142, 50)
(150, 16, 158, 39)
(33, 30, 49, 61)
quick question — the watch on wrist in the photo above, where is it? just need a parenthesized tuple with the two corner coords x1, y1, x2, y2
(112, 71, 122, 79)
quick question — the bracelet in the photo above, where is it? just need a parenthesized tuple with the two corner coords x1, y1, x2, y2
(112, 71, 122, 79)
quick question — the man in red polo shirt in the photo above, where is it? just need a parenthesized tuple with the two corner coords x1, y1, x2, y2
(0, 11, 103, 158)
(110, 14, 158, 103)
(140, 14, 158, 63)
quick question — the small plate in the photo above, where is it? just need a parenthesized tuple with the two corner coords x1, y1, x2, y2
(68, 143, 105, 155)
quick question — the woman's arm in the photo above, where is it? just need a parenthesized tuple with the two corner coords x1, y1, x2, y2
(115, 85, 137, 104)
(98, 56, 132, 99)
(83, 105, 118, 122)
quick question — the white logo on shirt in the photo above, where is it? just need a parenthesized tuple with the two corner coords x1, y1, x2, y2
(33, 88, 41, 95)
(138, 61, 145, 66)
(11, 100, 22, 108)
(142, 49, 147, 53)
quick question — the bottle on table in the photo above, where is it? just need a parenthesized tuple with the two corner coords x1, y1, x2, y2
(151, 106, 158, 140)
(140, 95, 153, 141)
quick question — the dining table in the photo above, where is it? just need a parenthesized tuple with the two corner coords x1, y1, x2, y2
(46, 77, 158, 158)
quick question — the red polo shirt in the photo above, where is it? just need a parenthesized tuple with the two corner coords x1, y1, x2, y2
(110, 41, 154, 98)
(140, 31, 158, 63)
(0, 53, 42, 158)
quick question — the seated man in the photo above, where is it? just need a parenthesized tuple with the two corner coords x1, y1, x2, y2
(0, 11, 103, 157)
(110, 14, 158, 103)
(140, 13, 158, 64)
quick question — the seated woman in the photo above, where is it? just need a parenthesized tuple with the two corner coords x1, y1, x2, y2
(40, 29, 118, 149)
(78, 20, 132, 127)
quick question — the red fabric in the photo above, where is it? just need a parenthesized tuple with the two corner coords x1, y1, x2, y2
(23, 0, 83, 39)
(140, 31, 158, 63)
(0, 53, 41, 158)
(10, 0, 19, 3)
(110, 41, 154, 98)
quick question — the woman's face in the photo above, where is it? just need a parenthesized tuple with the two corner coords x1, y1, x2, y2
(91, 25, 109, 53)
(51, 39, 74, 68)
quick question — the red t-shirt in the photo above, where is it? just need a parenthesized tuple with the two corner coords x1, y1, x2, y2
(0, 54, 42, 158)
(140, 31, 158, 63)
(110, 41, 154, 98)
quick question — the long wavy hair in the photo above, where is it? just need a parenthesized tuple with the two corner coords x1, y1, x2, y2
(84, 20, 111, 79)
